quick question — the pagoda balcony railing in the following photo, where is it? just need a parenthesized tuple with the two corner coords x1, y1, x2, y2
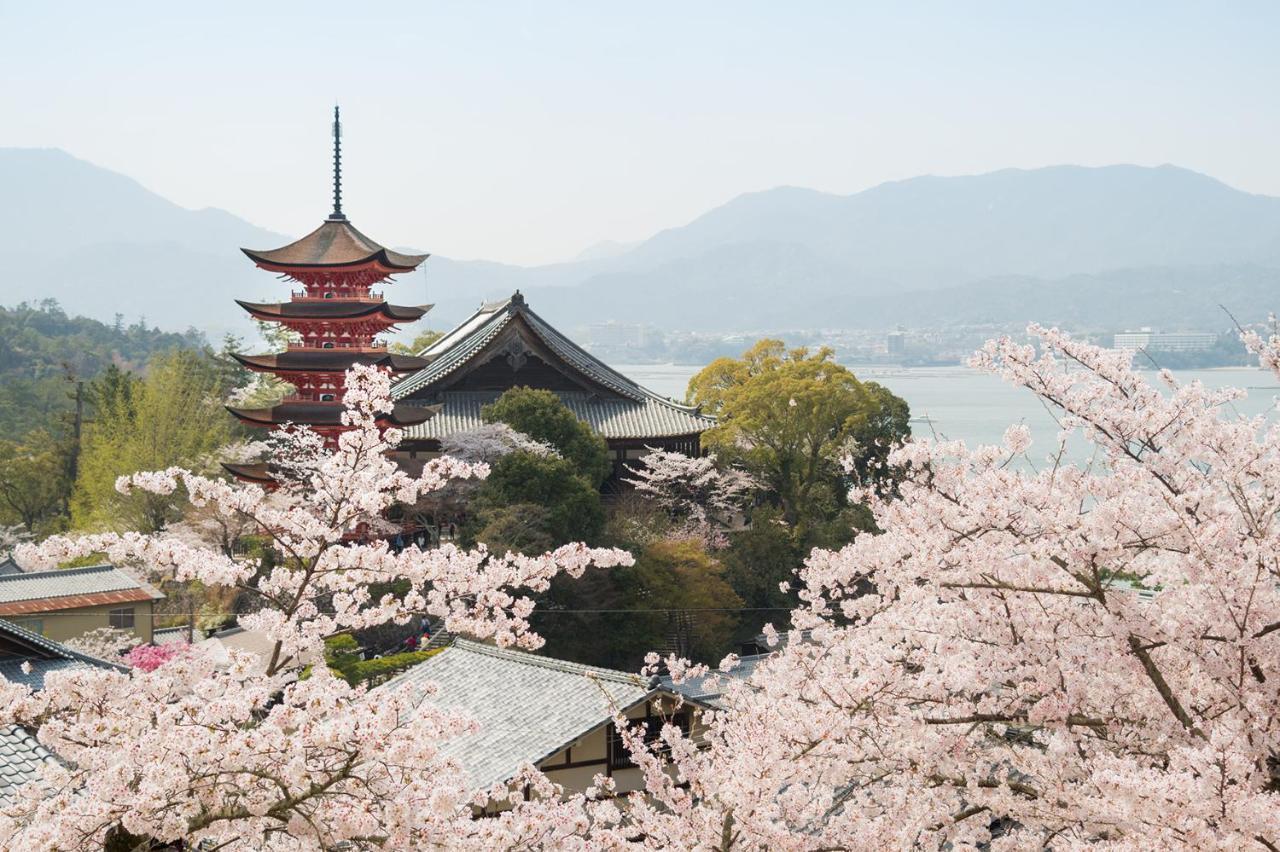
(290, 290, 384, 300)
(286, 341, 388, 351)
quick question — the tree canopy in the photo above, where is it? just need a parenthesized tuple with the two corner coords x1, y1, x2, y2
(481, 387, 612, 487)
(72, 349, 239, 532)
(388, 328, 443, 355)
(466, 451, 604, 549)
(687, 339, 910, 531)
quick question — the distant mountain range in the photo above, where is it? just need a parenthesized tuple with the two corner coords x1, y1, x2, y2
(4, 148, 1279, 338)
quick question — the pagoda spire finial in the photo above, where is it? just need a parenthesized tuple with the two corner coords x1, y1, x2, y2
(329, 104, 346, 221)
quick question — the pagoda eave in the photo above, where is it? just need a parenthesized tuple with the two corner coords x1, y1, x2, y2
(226, 402, 440, 428)
(242, 254, 425, 278)
(230, 352, 432, 373)
(235, 299, 432, 323)
(221, 462, 277, 485)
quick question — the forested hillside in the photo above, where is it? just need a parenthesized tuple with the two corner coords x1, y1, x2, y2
(0, 300, 206, 438)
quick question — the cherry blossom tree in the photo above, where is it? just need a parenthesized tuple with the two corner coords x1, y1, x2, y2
(585, 325, 1280, 849)
(624, 448, 757, 547)
(13, 326, 1280, 850)
(440, 422, 559, 465)
(0, 365, 631, 851)
(61, 626, 140, 662)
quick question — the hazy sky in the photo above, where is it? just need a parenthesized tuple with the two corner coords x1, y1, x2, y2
(3, 2, 1279, 266)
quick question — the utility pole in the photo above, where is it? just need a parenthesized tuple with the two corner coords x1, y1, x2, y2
(61, 364, 84, 510)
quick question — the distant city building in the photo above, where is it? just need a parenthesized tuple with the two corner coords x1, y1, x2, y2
(583, 321, 652, 349)
(886, 328, 907, 357)
(1113, 330, 1217, 353)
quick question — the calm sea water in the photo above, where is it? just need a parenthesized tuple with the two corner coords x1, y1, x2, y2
(616, 363, 1280, 464)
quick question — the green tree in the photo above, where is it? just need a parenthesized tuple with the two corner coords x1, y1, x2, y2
(721, 506, 801, 616)
(687, 339, 910, 531)
(535, 537, 743, 669)
(466, 451, 604, 549)
(468, 502, 556, 556)
(482, 387, 612, 487)
(85, 364, 139, 425)
(0, 431, 71, 533)
(388, 328, 443, 355)
(72, 350, 239, 532)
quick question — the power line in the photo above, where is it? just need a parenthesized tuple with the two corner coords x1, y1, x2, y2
(8, 606, 794, 619)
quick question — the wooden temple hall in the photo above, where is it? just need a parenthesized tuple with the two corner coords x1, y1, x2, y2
(225, 106, 713, 483)
(391, 291, 715, 477)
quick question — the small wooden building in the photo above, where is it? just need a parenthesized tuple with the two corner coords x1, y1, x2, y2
(375, 638, 703, 802)
(0, 564, 165, 644)
(392, 292, 715, 480)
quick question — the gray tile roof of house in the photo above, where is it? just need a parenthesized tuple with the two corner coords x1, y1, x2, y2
(0, 617, 125, 690)
(391, 294, 715, 441)
(0, 557, 22, 576)
(659, 653, 773, 708)
(376, 639, 656, 790)
(153, 625, 202, 645)
(0, 620, 122, 802)
(0, 725, 57, 802)
(0, 564, 164, 605)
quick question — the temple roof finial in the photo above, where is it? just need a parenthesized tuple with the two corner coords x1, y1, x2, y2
(329, 105, 346, 221)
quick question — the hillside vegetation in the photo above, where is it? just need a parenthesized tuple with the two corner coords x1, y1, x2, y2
(0, 300, 207, 439)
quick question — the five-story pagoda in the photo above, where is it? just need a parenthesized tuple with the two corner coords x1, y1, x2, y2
(227, 107, 436, 460)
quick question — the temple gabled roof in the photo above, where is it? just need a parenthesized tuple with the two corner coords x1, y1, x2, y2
(242, 220, 428, 271)
(227, 401, 439, 429)
(392, 292, 715, 441)
(236, 300, 431, 322)
(230, 351, 431, 373)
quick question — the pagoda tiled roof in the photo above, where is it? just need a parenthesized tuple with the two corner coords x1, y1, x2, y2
(220, 462, 276, 484)
(242, 219, 427, 271)
(227, 401, 439, 429)
(230, 351, 430, 373)
(391, 292, 715, 441)
(235, 300, 431, 322)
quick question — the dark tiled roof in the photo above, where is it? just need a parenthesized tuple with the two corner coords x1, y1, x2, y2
(0, 725, 57, 802)
(403, 390, 715, 441)
(227, 401, 439, 428)
(242, 220, 427, 271)
(230, 351, 430, 373)
(235, 300, 431, 322)
(659, 653, 773, 708)
(221, 462, 276, 484)
(0, 620, 122, 802)
(153, 626, 201, 645)
(0, 565, 164, 615)
(0, 617, 125, 689)
(392, 293, 715, 441)
(0, 558, 21, 577)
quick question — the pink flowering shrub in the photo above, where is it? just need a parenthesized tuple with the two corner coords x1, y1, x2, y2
(122, 642, 188, 672)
